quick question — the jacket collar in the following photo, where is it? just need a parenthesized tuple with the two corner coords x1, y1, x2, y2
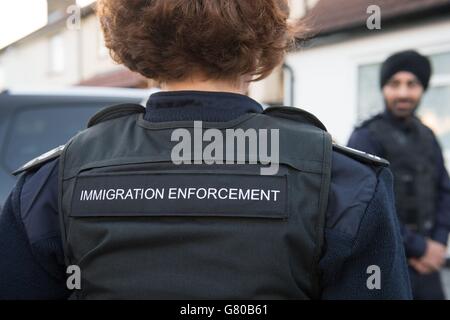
(144, 90, 263, 122)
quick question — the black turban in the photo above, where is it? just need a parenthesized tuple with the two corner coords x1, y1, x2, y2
(380, 50, 432, 90)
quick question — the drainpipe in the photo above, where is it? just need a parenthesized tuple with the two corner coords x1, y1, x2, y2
(282, 63, 295, 107)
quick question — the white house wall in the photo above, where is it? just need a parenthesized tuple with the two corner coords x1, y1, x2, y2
(79, 14, 122, 81)
(0, 27, 79, 89)
(0, 13, 122, 90)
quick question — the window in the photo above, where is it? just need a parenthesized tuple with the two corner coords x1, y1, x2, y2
(420, 52, 450, 163)
(357, 51, 450, 166)
(357, 63, 384, 122)
(421, 86, 450, 133)
(430, 52, 450, 76)
(49, 34, 65, 74)
(2, 104, 102, 172)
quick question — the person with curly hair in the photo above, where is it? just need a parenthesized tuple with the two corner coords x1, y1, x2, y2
(0, 0, 411, 300)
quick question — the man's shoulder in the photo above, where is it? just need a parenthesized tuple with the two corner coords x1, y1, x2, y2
(416, 117, 438, 138)
(355, 113, 385, 130)
(348, 115, 386, 156)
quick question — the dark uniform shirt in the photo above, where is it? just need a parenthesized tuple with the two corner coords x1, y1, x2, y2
(348, 110, 450, 258)
(0, 91, 412, 299)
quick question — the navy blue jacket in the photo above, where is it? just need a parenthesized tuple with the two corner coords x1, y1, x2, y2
(0, 91, 412, 299)
(348, 111, 450, 258)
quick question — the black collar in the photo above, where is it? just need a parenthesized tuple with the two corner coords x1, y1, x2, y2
(144, 91, 263, 122)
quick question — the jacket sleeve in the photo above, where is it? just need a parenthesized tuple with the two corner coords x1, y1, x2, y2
(431, 136, 450, 246)
(0, 169, 69, 299)
(320, 167, 412, 299)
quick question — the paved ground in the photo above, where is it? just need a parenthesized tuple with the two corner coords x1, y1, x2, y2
(442, 267, 450, 299)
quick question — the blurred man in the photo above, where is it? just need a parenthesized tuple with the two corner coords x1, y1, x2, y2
(348, 50, 450, 300)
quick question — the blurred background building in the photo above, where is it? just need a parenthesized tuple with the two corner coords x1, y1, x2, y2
(0, 0, 321, 98)
(0, 0, 149, 89)
(0, 0, 449, 149)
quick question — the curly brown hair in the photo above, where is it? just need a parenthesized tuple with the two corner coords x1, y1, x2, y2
(97, 0, 302, 83)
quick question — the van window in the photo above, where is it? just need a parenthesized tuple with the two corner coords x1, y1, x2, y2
(3, 104, 102, 171)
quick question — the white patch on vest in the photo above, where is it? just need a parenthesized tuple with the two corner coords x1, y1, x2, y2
(79, 187, 281, 202)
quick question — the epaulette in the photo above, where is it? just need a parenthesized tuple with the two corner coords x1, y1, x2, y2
(333, 143, 389, 167)
(12, 145, 65, 176)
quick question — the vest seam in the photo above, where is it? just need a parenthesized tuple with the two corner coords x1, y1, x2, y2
(311, 130, 332, 299)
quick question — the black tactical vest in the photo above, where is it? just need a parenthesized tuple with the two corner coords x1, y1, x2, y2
(366, 115, 437, 234)
(56, 104, 333, 299)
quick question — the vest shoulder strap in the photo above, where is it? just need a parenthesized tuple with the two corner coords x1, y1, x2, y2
(12, 145, 65, 176)
(333, 144, 390, 167)
(263, 106, 328, 131)
(87, 103, 145, 128)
